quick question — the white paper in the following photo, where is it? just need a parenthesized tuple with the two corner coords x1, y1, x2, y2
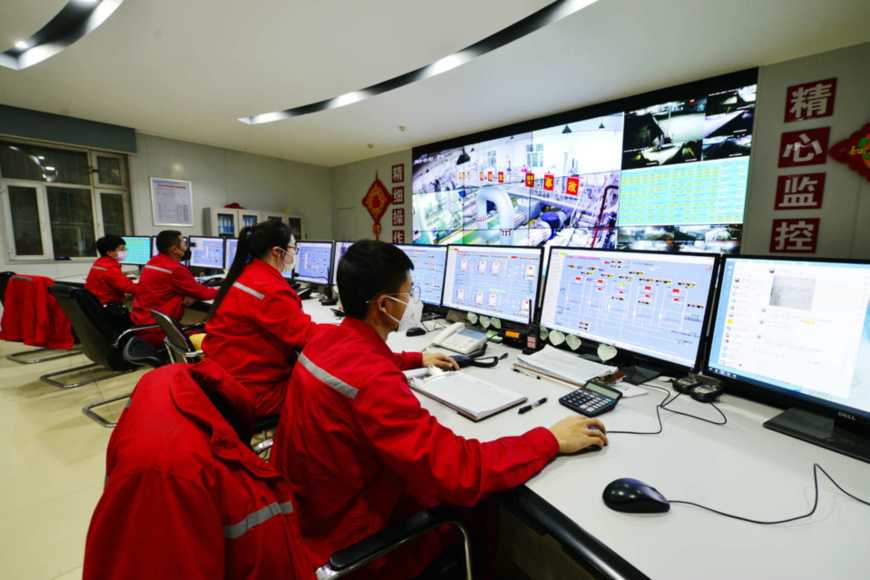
(516, 345, 616, 385)
(151, 178, 193, 226)
(411, 372, 525, 419)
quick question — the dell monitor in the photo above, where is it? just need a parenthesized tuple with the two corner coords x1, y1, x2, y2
(225, 238, 239, 270)
(540, 247, 719, 383)
(395, 244, 448, 307)
(292, 241, 334, 285)
(188, 236, 226, 270)
(332, 241, 354, 283)
(706, 256, 870, 463)
(442, 245, 543, 326)
(118, 236, 152, 266)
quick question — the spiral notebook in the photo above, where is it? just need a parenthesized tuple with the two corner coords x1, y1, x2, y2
(410, 372, 527, 422)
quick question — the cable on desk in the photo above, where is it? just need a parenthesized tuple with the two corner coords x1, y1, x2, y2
(670, 464, 870, 525)
(661, 393, 727, 426)
(606, 384, 727, 435)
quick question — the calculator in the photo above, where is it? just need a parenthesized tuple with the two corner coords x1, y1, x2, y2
(559, 380, 622, 417)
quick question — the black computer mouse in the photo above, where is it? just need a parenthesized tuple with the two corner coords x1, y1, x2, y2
(602, 478, 670, 513)
(405, 327, 427, 337)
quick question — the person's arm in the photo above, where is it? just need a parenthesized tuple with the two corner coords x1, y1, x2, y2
(169, 268, 219, 301)
(392, 351, 423, 370)
(83, 472, 224, 580)
(258, 289, 322, 350)
(106, 266, 137, 295)
(354, 368, 560, 507)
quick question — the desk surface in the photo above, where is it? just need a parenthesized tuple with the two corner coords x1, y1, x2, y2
(303, 301, 870, 580)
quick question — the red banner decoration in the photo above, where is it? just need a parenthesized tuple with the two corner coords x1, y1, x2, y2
(566, 176, 580, 196)
(770, 218, 820, 253)
(391, 164, 405, 183)
(774, 173, 826, 210)
(392, 186, 405, 205)
(361, 171, 392, 240)
(498, 171, 504, 183)
(828, 123, 870, 182)
(479, 171, 484, 181)
(784, 78, 837, 123)
(544, 174, 555, 191)
(392, 230, 405, 243)
(525, 173, 535, 188)
(392, 208, 405, 227)
(488, 171, 493, 182)
(778, 127, 830, 168)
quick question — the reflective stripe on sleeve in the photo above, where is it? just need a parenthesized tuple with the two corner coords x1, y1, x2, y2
(298, 353, 359, 400)
(232, 282, 265, 300)
(144, 265, 173, 274)
(223, 501, 293, 539)
(92, 266, 107, 271)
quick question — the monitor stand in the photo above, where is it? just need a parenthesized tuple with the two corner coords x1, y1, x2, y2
(764, 407, 870, 464)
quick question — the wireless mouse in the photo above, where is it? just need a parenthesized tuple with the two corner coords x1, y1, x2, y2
(603, 478, 670, 513)
(406, 327, 427, 337)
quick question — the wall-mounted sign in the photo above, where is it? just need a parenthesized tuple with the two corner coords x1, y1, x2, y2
(392, 186, 405, 205)
(392, 163, 405, 183)
(784, 78, 837, 123)
(774, 173, 826, 210)
(828, 123, 870, 182)
(778, 127, 830, 168)
(770, 218, 820, 253)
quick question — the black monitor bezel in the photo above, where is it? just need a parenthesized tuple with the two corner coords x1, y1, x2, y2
(442, 243, 544, 326)
(704, 254, 870, 424)
(117, 235, 153, 266)
(187, 235, 227, 270)
(331, 240, 355, 286)
(540, 246, 720, 373)
(395, 243, 449, 307)
(293, 240, 335, 285)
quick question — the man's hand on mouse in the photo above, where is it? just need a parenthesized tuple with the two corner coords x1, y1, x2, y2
(549, 416, 608, 453)
(422, 353, 460, 371)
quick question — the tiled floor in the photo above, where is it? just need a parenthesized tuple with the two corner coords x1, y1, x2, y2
(0, 340, 147, 580)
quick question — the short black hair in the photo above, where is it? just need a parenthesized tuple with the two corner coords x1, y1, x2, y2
(156, 230, 183, 255)
(96, 235, 126, 257)
(337, 240, 414, 319)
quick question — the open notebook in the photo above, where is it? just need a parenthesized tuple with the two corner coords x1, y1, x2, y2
(410, 372, 527, 422)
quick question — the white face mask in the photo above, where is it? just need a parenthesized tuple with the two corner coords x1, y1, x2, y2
(385, 294, 424, 332)
(115, 251, 128, 262)
(277, 247, 295, 272)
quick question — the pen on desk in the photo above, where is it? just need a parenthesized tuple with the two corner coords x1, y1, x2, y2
(518, 397, 548, 414)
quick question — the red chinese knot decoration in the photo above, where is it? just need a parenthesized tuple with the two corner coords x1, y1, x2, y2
(829, 123, 870, 183)
(362, 172, 393, 240)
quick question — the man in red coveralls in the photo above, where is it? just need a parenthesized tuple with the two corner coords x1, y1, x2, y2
(272, 240, 608, 579)
(85, 235, 137, 305)
(131, 230, 218, 345)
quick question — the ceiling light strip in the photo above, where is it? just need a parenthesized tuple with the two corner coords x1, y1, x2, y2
(239, 0, 598, 125)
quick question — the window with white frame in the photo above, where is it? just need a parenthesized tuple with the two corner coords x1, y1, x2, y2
(0, 140, 131, 260)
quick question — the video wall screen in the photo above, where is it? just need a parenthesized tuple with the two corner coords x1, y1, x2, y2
(411, 72, 756, 257)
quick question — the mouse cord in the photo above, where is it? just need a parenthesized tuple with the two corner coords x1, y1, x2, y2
(669, 464, 870, 525)
(607, 385, 728, 435)
(660, 393, 727, 426)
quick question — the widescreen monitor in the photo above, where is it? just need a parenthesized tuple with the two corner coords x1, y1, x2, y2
(332, 241, 354, 284)
(225, 238, 239, 270)
(442, 245, 543, 325)
(706, 256, 870, 462)
(540, 248, 718, 371)
(292, 241, 334, 285)
(188, 236, 226, 269)
(395, 244, 448, 307)
(117, 236, 152, 266)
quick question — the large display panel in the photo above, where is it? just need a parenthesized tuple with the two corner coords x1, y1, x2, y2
(188, 236, 225, 269)
(541, 248, 718, 370)
(292, 241, 334, 285)
(412, 71, 757, 258)
(442, 245, 542, 325)
(332, 241, 354, 284)
(706, 257, 870, 461)
(395, 244, 448, 306)
(118, 236, 152, 266)
(224, 238, 239, 270)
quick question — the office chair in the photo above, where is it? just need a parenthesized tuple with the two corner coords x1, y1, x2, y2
(150, 309, 204, 364)
(0, 272, 83, 364)
(41, 285, 160, 388)
(81, 337, 168, 428)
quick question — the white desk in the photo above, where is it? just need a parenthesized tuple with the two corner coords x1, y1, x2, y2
(303, 301, 870, 580)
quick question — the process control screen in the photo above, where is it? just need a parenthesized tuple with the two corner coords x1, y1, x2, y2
(224, 238, 239, 269)
(442, 245, 542, 324)
(332, 241, 354, 285)
(188, 236, 226, 269)
(396, 244, 448, 306)
(119, 236, 152, 266)
(541, 248, 717, 368)
(293, 241, 333, 285)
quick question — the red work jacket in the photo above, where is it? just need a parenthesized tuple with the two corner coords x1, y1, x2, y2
(84, 256, 137, 305)
(131, 253, 218, 345)
(271, 317, 559, 579)
(204, 258, 323, 417)
(83, 360, 315, 580)
(0, 274, 74, 349)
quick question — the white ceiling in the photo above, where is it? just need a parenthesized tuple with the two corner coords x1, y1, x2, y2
(0, 0, 868, 167)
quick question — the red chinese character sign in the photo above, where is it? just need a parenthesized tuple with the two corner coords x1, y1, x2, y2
(392, 230, 405, 244)
(391, 164, 404, 183)
(784, 78, 837, 123)
(566, 177, 580, 196)
(525, 173, 535, 188)
(392, 186, 405, 205)
(498, 172, 504, 183)
(769, 218, 820, 253)
(778, 127, 830, 168)
(829, 123, 870, 182)
(392, 208, 405, 227)
(544, 174, 555, 191)
(774, 173, 826, 210)
(361, 172, 392, 240)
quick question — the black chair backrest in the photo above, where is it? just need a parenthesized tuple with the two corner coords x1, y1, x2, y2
(0, 271, 14, 305)
(150, 310, 195, 352)
(123, 336, 166, 369)
(48, 284, 134, 371)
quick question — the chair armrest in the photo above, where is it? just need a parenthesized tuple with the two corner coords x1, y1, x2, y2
(182, 322, 206, 333)
(112, 324, 162, 349)
(315, 505, 472, 580)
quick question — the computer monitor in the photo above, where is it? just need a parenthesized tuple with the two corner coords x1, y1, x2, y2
(188, 236, 226, 269)
(332, 241, 354, 284)
(118, 236, 152, 266)
(540, 248, 718, 380)
(706, 256, 870, 463)
(224, 238, 239, 270)
(292, 241, 334, 285)
(151, 236, 158, 257)
(442, 245, 543, 325)
(395, 244, 448, 307)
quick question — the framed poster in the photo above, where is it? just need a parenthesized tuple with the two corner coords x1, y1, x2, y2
(150, 178, 193, 227)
